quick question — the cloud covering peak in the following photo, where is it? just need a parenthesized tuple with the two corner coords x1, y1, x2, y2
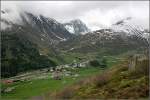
(1, 1, 149, 31)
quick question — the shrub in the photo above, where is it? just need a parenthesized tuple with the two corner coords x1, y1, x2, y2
(89, 60, 100, 67)
(100, 58, 107, 68)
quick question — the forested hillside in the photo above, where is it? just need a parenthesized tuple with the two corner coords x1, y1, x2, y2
(1, 33, 57, 78)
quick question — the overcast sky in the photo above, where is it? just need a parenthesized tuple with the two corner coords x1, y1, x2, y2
(1, 1, 149, 30)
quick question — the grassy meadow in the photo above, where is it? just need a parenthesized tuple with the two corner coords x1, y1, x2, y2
(1, 55, 121, 99)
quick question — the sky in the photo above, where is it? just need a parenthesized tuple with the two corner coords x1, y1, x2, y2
(1, 1, 149, 31)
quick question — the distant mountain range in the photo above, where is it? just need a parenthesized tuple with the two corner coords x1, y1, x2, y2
(1, 11, 149, 55)
(57, 28, 149, 54)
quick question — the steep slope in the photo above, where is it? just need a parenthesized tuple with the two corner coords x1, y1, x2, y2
(1, 32, 57, 78)
(64, 19, 89, 35)
(1, 12, 78, 72)
(1, 11, 73, 55)
(111, 17, 149, 40)
(21, 12, 72, 42)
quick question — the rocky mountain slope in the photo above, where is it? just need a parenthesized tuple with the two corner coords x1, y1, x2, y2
(57, 28, 149, 55)
(64, 19, 89, 35)
(58, 17, 149, 54)
(1, 11, 73, 55)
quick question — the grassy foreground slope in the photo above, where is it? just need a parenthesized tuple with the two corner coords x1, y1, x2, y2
(1, 67, 102, 99)
(55, 58, 149, 99)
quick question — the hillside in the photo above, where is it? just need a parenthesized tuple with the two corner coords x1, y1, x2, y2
(57, 29, 148, 55)
(1, 11, 74, 78)
(1, 32, 57, 78)
(1, 11, 73, 55)
(54, 55, 149, 99)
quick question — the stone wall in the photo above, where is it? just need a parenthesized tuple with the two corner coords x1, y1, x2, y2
(128, 54, 148, 71)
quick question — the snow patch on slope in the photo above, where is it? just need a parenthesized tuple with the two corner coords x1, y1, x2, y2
(65, 25, 75, 34)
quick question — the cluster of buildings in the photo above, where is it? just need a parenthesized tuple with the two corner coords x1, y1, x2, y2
(50, 60, 89, 80)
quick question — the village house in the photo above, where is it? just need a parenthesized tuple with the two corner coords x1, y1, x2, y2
(64, 64, 70, 68)
(2, 79, 14, 84)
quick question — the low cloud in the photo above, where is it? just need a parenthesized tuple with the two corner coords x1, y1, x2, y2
(1, 1, 149, 30)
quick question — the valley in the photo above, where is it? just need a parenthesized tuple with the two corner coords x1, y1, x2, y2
(1, 1, 149, 99)
(1, 55, 121, 99)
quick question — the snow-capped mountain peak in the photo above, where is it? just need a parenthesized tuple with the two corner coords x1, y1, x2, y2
(110, 17, 149, 40)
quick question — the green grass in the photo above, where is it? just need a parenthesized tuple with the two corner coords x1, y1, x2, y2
(103, 55, 123, 67)
(60, 59, 149, 99)
(1, 67, 102, 99)
(2, 78, 75, 99)
(61, 52, 123, 68)
(1, 55, 120, 99)
(60, 52, 89, 63)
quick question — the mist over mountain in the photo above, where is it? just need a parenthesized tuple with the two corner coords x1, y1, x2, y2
(1, 1, 149, 31)
(1, 11, 73, 45)
(1, 11, 149, 52)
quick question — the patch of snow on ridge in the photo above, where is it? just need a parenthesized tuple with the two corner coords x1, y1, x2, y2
(37, 16, 43, 22)
(1, 22, 11, 30)
(65, 25, 75, 34)
(143, 32, 149, 39)
(51, 32, 67, 41)
(60, 38, 67, 42)
(70, 48, 74, 50)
